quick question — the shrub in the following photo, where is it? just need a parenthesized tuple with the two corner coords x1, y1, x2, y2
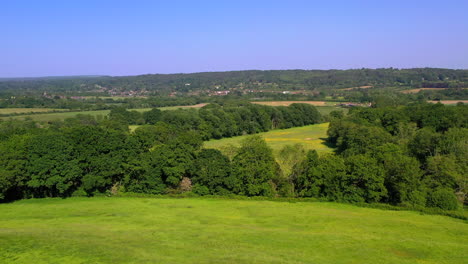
(192, 184, 210, 196)
(426, 188, 459, 210)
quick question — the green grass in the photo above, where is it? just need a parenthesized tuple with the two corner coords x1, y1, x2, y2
(315, 105, 348, 116)
(204, 123, 333, 155)
(0, 197, 466, 263)
(0, 108, 66, 115)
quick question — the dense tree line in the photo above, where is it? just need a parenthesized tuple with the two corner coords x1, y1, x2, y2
(0, 103, 320, 201)
(318, 103, 467, 209)
(0, 95, 204, 111)
(108, 103, 321, 140)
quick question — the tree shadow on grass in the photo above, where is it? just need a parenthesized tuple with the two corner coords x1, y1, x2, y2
(319, 137, 338, 153)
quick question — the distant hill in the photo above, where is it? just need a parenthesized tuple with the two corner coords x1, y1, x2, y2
(1, 68, 467, 94)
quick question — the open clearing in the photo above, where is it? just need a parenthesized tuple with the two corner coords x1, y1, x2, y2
(204, 123, 332, 155)
(0, 104, 207, 122)
(0, 108, 65, 115)
(0, 197, 466, 264)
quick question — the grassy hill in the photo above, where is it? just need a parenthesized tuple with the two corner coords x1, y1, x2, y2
(0, 197, 466, 264)
(204, 123, 333, 155)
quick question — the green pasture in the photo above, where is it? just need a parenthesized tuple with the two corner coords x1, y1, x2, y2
(204, 123, 333, 155)
(315, 105, 348, 116)
(0, 108, 65, 115)
(0, 197, 466, 264)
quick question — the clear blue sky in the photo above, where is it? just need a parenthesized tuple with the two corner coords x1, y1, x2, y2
(1, 0, 467, 77)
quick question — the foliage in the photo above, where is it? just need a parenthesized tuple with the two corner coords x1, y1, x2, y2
(426, 188, 460, 210)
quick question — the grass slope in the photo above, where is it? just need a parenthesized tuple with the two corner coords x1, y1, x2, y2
(204, 123, 333, 154)
(0, 197, 466, 264)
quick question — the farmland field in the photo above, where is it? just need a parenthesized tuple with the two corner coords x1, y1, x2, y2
(0, 104, 208, 122)
(0, 108, 65, 115)
(0, 197, 466, 264)
(204, 123, 333, 154)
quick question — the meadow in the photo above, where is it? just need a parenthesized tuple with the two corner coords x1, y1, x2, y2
(204, 123, 333, 155)
(0, 197, 466, 264)
(0, 108, 65, 115)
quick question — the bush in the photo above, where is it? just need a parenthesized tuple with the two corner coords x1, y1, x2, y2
(426, 188, 459, 210)
(401, 190, 427, 207)
(71, 188, 87, 197)
(192, 184, 210, 196)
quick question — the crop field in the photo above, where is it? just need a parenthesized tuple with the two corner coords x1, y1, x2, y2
(0, 108, 65, 115)
(204, 123, 332, 155)
(0, 104, 208, 122)
(0, 197, 466, 264)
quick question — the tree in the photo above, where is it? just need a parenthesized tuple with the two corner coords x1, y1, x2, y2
(143, 108, 162, 125)
(408, 127, 440, 162)
(277, 144, 306, 178)
(342, 155, 387, 203)
(229, 136, 278, 196)
(25, 131, 80, 197)
(192, 149, 231, 194)
(373, 144, 425, 206)
(0, 134, 31, 201)
(292, 150, 320, 197)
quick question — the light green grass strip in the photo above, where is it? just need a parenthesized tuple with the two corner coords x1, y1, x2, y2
(0, 197, 466, 264)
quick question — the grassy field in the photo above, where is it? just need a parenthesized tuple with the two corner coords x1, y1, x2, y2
(315, 105, 348, 116)
(0, 108, 65, 115)
(0, 197, 466, 264)
(0, 104, 207, 122)
(204, 123, 333, 155)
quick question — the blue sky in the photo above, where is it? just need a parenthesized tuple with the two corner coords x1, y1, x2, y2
(1, 0, 467, 77)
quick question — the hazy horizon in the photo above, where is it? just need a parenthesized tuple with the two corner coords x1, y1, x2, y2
(2, 66, 468, 79)
(2, 0, 468, 77)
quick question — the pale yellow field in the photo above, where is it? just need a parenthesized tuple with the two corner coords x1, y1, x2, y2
(204, 123, 333, 156)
